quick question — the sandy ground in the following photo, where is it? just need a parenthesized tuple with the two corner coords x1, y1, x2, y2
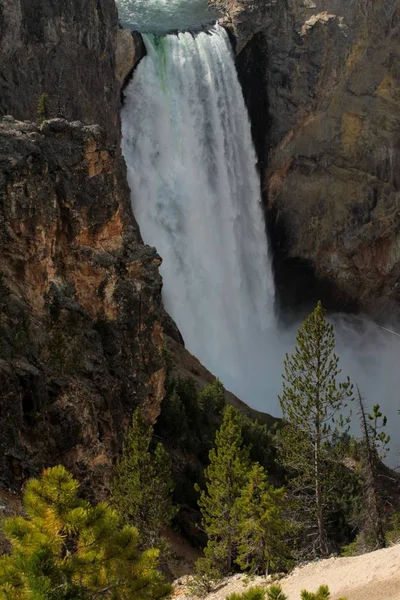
(177, 544, 400, 600)
(280, 544, 400, 599)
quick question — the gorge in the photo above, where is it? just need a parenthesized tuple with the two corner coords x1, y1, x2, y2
(0, 0, 400, 497)
(118, 0, 400, 458)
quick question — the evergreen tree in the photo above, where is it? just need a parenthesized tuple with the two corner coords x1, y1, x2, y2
(0, 466, 170, 600)
(196, 405, 250, 574)
(199, 379, 225, 415)
(278, 301, 353, 557)
(235, 463, 287, 575)
(111, 409, 176, 550)
(356, 388, 390, 550)
(37, 93, 49, 123)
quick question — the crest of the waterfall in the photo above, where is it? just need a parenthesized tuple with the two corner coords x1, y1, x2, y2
(122, 26, 276, 407)
(116, 0, 219, 33)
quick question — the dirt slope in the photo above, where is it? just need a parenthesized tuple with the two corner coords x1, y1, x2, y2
(180, 544, 400, 600)
(281, 544, 400, 600)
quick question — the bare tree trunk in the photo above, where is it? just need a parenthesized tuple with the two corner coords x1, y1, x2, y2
(357, 388, 386, 550)
(227, 535, 232, 573)
(315, 437, 329, 557)
(315, 366, 329, 558)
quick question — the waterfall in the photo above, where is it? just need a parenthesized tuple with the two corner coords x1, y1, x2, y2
(122, 26, 276, 407)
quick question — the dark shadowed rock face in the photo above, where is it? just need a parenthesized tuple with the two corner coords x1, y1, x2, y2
(0, 0, 120, 142)
(0, 117, 166, 494)
(218, 0, 400, 317)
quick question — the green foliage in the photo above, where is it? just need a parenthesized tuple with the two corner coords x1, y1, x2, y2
(235, 463, 288, 575)
(0, 466, 170, 600)
(341, 537, 361, 557)
(262, 584, 347, 600)
(386, 512, 400, 545)
(187, 557, 223, 598)
(111, 409, 176, 551)
(266, 585, 286, 600)
(227, 586, 267, 600)
(278, 301, 353, 557)
(199, 379, 226, 414)
(37, 93, 49, 123)
(239, 414, 276, 475)
(196, 406, 250, 574)
(156, 375, 223, 463)
(301, 585, 330, 600)
(366, 404, 390, 459)
(155, 371, 277, 518)
(356, 389, 389, 551)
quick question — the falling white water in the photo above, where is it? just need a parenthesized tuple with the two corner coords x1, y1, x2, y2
(122, 26, 276, 405)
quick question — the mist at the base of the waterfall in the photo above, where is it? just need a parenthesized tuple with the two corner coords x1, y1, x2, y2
(219, 312, 400, 469)
(116, 0, 220, 33)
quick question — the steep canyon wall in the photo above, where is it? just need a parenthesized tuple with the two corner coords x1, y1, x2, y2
(215, 0, 400, 316)
(0, 0, 164, 493)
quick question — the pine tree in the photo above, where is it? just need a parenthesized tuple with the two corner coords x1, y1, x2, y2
(235, 463, 287, 575)
(37, 93, 49, 123)
(199, 379, 225, 415)
(196, 405, 250, 574)
(356, 388, 390, 550)
(0, 465, 170, 600)
(111, 409, 176, 551)
(278, 301, 353, 557)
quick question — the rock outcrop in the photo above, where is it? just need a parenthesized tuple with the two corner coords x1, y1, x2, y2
(116, 29, 146, 91)
(0, 0, 119, 142)
(0, 0, 169, 496)
(0, 117, 165, 493)
(217, 0, 400, 316)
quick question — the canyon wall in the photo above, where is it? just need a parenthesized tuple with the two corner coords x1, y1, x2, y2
(216, 0, 400, 316)
(0, 0, 120, 141)
(0, 116, 166, 493)
(0, 0, 164, 493)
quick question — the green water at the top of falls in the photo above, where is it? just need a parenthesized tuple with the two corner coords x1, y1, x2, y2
(115, 0, 219, 33)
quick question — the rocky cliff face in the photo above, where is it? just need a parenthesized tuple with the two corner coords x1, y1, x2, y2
(216, 0, 400, 316)
(0, 0, 164, 494)
(0, 0, 120, 142)
(0, 117, 165, 493)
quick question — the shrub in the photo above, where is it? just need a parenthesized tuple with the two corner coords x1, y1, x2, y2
(225, 585, 348, 600)
(0, 466, 170, 600)
(227, 586, 267, 600)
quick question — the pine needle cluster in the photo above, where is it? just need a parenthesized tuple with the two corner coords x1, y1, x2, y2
(0, 466, 170, 600)
(227, 584, 348, 600)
